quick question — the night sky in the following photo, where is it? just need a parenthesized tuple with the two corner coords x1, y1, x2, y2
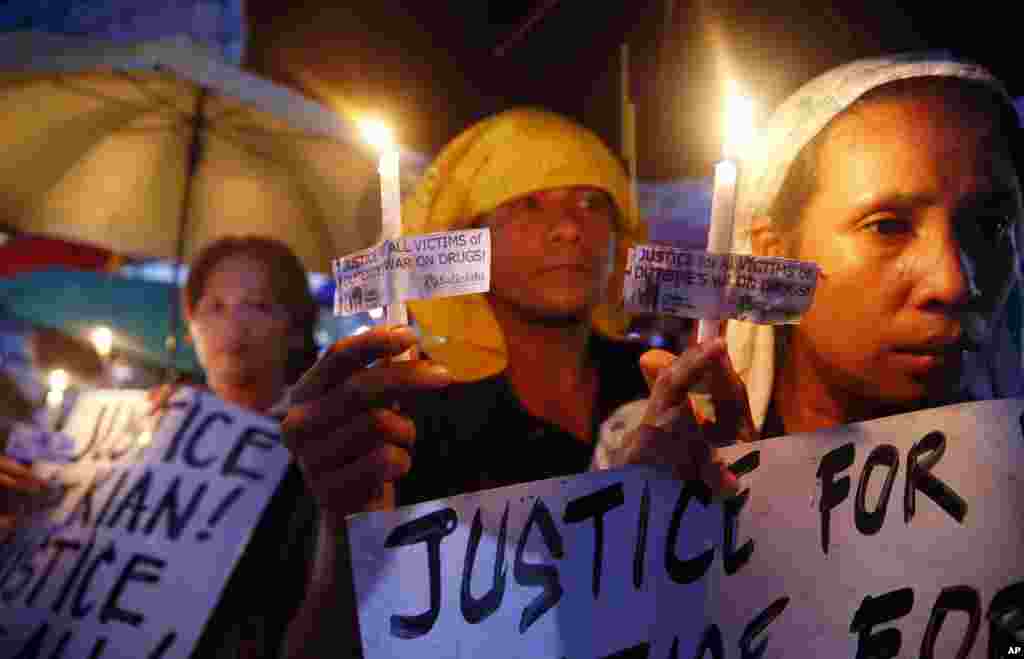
(243, 1, 1024, 181)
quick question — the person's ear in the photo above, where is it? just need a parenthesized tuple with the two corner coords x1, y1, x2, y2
(750, 215, 785, 258)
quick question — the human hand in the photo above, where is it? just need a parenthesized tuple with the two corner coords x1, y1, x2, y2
(146, 377, 205, 417)
(600, 338, 758, 497)
(281, 326, 452, 530)
(0, 454, 47, 538)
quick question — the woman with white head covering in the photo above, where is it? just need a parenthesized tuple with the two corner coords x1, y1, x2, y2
(595, 52, 1023, 479)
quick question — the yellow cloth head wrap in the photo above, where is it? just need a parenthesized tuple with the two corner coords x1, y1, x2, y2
(402, 107, 646, 381)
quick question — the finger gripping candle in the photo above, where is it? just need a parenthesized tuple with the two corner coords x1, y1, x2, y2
(696, 83, 754, 344)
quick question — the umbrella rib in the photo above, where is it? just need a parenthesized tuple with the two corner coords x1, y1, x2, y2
(114, 70, 198, 123)
(112, 72, 353, 162)
(53, 74, 177, 116)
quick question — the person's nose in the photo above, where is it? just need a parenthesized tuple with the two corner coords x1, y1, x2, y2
(216, 303, 253, 336)
(548, 212, 583, 243)
(546, 196, 586, 243)
(912, 222, 979, 312)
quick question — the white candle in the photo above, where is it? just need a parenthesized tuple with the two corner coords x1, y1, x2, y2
(696, 159, 738, 343)
(360, 118, 408, 329)
(697, 85, 753, 344)
(378, 147, 407, 327)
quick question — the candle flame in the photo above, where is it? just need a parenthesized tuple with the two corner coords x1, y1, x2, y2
(91, 326, 113, 358)
(723, 82, 755, 160)
(48, 369, 69, 393)
(359, 118, 396, 153)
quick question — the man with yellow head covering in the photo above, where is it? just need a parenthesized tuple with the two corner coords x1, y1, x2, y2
(395, 107, 655, 503)
(278, 108, 681, 657)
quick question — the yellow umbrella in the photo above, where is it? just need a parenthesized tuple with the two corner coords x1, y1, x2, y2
(0, 32, 384, 274)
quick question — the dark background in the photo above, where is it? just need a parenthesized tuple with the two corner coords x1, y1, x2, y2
(246, 1, 1023, 180)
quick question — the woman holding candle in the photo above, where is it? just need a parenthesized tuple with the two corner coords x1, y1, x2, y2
(594, 52, 1023, 471)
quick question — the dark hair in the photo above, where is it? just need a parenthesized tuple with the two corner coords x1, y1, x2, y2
(768, 77, 1024, 255)
(183, 236, 319, 385)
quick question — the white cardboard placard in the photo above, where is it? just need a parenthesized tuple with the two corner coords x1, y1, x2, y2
(0, 387, 291, 659)
(346, 398, 1024, 658)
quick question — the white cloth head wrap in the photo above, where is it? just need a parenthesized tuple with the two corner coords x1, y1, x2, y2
(727, 52, 1024, 429)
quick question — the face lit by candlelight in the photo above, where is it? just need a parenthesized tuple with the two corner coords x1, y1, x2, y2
(482, 186, 618, 322)
(760, 80, 1021, 409)
(188, 254, 295, 397)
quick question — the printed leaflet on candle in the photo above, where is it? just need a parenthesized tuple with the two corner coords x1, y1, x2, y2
(334, 229, 491, 316)
(623, 244, 819, 324)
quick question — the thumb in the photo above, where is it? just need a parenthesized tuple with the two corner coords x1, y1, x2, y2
(638, 349, 677, 390)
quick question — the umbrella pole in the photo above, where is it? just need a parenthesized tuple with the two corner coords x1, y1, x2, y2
(167, 86, 209, 382)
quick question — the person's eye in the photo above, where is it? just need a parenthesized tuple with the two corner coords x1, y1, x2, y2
(246, 301, 275, 315)
(864, 217, 913, 237)
(200, 300, 223, 315)
(518, 194, 542, 212)
(580, 191, 615, 214)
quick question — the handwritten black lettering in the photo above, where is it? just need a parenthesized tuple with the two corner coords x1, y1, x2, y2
(52, 540, 95, 615)
(920, 585, 980, 659)
(817, 442, 855, 555)
(600, 642, 651, 658)
(665, 481, 714, 584)
(461, 504, 509, 625)
(50, 628, 73, 658)
(1, 536, 42, 603)
(184, 412, 232, 469)
(740, 597, 789, 659)
(85, 636, 109, 658)
(723, 490, 753, 575)
(11, 621, 48, 659)
(855, 444, 898, 535)
(160, 398, 202, 465)
(222, 427, 278, 481)
(71, 541, 116, 619)
(905, 431, 967, 524)
(100, 552, 166, 627)
(63, 467, 117, 529)
(26, 538, 78, 608)
(197, 486, 244, 542)
(988, 580, 1024, 658)
(723, 449, 759, 576)
(144, 476, 207, 540)
(105, 469, 152, 532)
(105, 406, 146, 461)
(728, 451, 761, 478)
(67, 403, 112, 462)
(94, 469, 131, 528)
(385, 508, 457, 639)
(633, 481, 651, 591)
(693, 624, 724, 659)
(564, 483, 625, 599)
(849, 587, 914, 659)
(514, 498, 565, 634)
(148, 631, 178, 659)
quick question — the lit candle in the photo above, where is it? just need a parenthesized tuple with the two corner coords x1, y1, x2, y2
(697, 83, 754, 344)
(91, 326, 114, 359)
(359, 118, 407, 327)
